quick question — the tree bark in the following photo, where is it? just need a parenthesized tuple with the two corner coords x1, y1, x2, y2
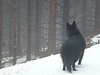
(95, 0, 100, 32)
(9, 0, 13, 57)
(82, 0, 87, 36)
(34, 0, 41, 51)
(0, 0, 2, 68)
(62, 0, 69, 43)
(13, 0, 17, 65)
(27, 0, 32, 61)
(48, 0, 57, 55)
(17, 0, 21, 55)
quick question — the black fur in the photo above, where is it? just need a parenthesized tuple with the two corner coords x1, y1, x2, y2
(60, 21, 86, 73)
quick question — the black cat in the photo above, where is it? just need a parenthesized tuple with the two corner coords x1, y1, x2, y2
(60, 21, 86, 73)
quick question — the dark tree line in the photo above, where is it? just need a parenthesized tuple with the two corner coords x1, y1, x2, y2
(0, 0, 100, 69)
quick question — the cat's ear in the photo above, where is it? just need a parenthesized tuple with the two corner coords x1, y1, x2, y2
(66, 22, 70, 28)
(72, 21, 76, 25)
(66, 22, 71, 29)
(66, 22, 70, 26)
(72, 21, 77, 28)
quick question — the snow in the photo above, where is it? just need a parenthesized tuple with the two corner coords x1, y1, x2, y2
(0, 44, 100, 75)
(91, 34, 100, 44)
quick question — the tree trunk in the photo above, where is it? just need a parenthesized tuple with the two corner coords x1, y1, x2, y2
(62, 0, 69, 43)
(0, 0, 2, 69)
(31, 0, 42, 57)
(95, 0, 100, 32)
(34, 0, 41, 51)
(82, 0, 87, 36)
(48, 0, 57, 55)
(27, 0, 32, 61)
(17, 0, 21, 55)
(13, 0, 17, 65)
(9, 0, 13, 57)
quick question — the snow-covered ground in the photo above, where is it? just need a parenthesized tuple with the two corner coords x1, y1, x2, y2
(91, 34, 100, 44)
(0, 44, 100, 75)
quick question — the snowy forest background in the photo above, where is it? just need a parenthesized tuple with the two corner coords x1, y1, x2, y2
(0, 0, 100, 69)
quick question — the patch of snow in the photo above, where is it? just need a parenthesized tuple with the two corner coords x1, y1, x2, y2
(91, 34, 100, 44)
(0, 44, 100, 75)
